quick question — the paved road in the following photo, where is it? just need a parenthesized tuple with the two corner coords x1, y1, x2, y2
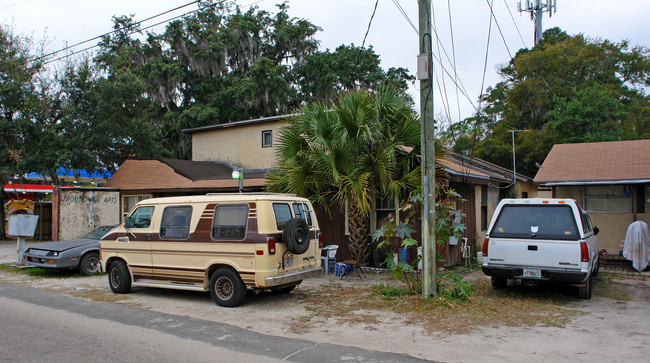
(0, 282, 429, 362)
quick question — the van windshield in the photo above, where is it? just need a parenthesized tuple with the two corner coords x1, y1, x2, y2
(490, 205, 579, 240)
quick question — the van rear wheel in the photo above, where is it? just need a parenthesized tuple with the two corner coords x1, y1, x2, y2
(209, 268, 247, 307)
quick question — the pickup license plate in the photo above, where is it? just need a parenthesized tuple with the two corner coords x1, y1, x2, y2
(284, 254, 294, 267)
(523, 269, 541, 278)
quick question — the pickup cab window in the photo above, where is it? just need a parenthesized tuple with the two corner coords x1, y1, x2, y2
(160, 206, 192, 239)
(490, 205, 579, 240)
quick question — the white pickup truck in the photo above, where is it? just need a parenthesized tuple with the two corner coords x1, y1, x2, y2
(481, 198, 599, 299)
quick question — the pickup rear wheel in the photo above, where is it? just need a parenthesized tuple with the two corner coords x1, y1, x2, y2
(578, 274, 593, 299)
(284, 218, 310, 254)
(108, 260, 131, 294)
(491, 276, 507, 288)
(209, 268, 247, 307)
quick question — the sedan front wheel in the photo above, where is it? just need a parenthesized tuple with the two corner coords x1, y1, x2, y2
(79, 252, 100, 275)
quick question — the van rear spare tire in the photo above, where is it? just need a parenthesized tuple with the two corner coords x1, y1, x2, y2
(284, 218, 310, 254)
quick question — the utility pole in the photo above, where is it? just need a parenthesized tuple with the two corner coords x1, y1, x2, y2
(418, 0, 436, 297)
(518, 0, 557, 45)
(509, 130, 528, 198)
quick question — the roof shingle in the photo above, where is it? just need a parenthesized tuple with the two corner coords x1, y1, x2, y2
(534, 139, 650, 184)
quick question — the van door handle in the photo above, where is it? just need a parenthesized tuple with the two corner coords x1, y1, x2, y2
(528, 245, 538, 251)
(144, 233, 151, 240)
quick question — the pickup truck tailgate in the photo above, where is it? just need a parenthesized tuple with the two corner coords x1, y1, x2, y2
(485, 237, 582, 270)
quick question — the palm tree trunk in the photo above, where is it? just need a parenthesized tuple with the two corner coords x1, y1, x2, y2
(347, 198, 371, 265)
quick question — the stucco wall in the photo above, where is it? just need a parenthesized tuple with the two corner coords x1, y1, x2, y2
(57, 189, 120, 240)
(555, 185, 650, 253)
(518, 181, 539, 198)
(191, 121, 286, 170)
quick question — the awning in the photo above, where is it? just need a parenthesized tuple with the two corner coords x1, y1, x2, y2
(23, 167, 112, 183)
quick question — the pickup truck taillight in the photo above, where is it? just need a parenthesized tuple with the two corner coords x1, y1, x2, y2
(317, 232, 323, 248)
(482, 238, 489, 257)
(580, 242, 589, 262)
(267, 237, 276, 255)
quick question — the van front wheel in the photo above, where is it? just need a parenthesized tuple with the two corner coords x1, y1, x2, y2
(108, 260, 131, 294)
(209, 268, 247, 307)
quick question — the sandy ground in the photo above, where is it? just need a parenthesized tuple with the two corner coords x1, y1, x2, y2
(1, 240, 649, 362)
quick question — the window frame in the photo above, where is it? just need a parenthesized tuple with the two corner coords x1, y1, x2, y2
(122, 194, 152, 219)
(159, 205, 192, 240)
(129, 206, 154, 229)
(211, 203, 249, 241)
(583, 185, 632, 212)
(262, 130, 272, 148)
(272, 202, 293, 230)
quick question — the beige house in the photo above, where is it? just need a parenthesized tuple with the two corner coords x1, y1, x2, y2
(534, 139, 650, 253)
(184, 115, 291, 170)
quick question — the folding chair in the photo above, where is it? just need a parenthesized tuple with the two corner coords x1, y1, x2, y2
(341, 255, 366, 280)
(321, 245, 338, 275)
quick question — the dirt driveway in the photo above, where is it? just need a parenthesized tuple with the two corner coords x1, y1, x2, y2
(1, 240, 648, 362)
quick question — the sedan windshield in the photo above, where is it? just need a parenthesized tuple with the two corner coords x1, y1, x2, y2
(83, 226, 115, 239)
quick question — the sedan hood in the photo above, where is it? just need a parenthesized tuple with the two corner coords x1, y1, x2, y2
(28, 239, 99, 252)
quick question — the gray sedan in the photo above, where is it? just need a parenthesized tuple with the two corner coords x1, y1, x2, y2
(22, 226, 116, 275)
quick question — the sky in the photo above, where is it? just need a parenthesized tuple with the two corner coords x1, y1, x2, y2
(2, 0, 649, 128)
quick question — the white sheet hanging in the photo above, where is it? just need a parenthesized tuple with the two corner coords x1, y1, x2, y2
(623, 221, 650, 272)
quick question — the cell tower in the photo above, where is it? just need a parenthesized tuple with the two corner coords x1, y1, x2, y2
(518, 0, 557, 45)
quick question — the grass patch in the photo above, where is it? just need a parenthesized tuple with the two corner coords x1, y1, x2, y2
(0, 263, 93, 278)
(293, 273, 582, 335)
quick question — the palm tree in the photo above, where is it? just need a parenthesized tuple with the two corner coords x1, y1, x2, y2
(269, 85, 433, 264)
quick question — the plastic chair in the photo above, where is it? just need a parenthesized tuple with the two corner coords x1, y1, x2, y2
(321, 245, 338, 275)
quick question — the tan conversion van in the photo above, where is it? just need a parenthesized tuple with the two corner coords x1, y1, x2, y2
(99, 193, 322, 307)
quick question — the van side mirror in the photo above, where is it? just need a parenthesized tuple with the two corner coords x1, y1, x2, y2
(593, 226, 599, 236)
(124, 216, 134, 229)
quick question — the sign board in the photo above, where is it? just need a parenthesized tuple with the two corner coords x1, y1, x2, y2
(8, 214, 39, 237)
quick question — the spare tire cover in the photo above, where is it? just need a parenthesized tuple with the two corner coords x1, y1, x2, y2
(283, 218, 310, 254)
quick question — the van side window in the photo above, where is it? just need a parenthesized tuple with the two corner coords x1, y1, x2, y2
(273, 203, 292, 230)
(131, 206, 154, 228)
(212, 204, 249, 240)
(160, 206, 192, 239)
(292, 203, 312, 226)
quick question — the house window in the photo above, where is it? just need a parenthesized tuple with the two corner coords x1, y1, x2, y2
(212, 204, 249, 240)
(262, 130, 272, 147)
(584, 185, 632, 212)
(160, 205, 192, 239)
(522, 191, 529, 198)
(375, 194, 398, 231)
(122, 194, 151, 219)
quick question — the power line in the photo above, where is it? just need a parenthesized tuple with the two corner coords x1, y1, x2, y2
(447, 0, 462, 123)
(28, 1, 202, 68)
(503, 0, 527, 48)
(361, 0, 379, 49)
(485, 0, 513, 59)
(390, 0, 418, 34)
(479, 0, 495, 113)
(42, 4, 212, 67)
(431, 6, 452, 123)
